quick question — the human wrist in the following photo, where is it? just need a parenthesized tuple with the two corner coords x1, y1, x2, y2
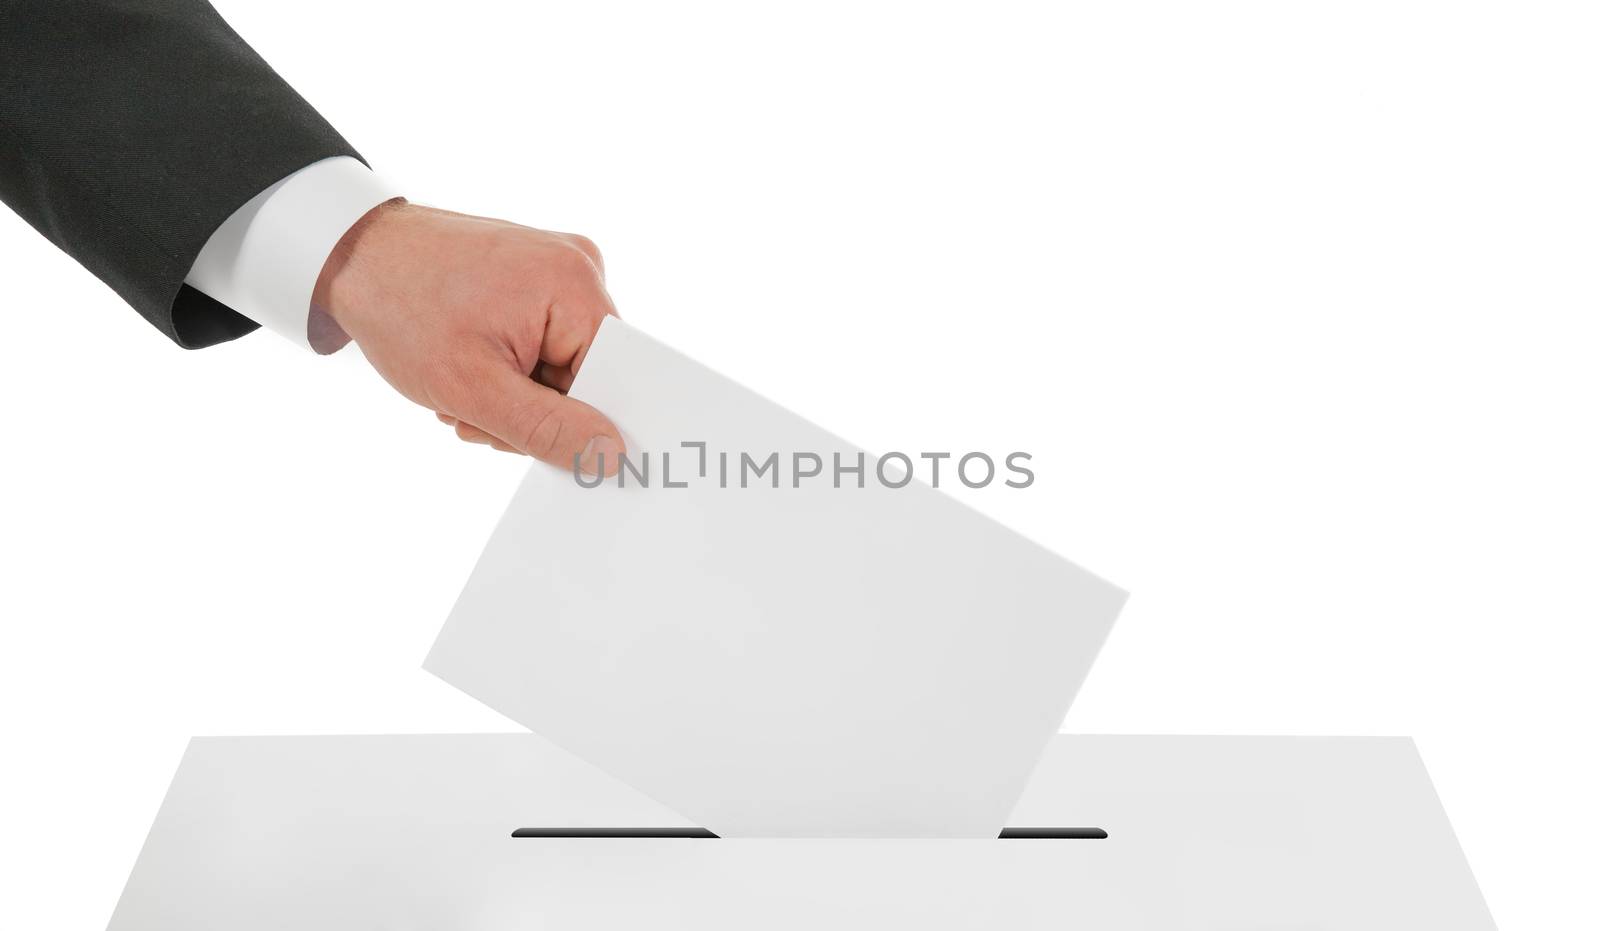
(311, 196, 409, 340)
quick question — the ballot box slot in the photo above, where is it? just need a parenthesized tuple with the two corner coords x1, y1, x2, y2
(999, 827, 1108, 839)
(511, 827, 1108, 839)
(513, 827, 720, 839)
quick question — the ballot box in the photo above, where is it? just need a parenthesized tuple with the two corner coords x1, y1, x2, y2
(106, 733, 1494, 929)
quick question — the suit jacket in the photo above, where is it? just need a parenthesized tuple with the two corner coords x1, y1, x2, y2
(0, 0, 360, 347)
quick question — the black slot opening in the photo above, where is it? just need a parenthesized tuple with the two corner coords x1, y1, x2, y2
(513, 827, 720, 839)
(999, 827, 1107, 839)
(511, 827, 1107, 839)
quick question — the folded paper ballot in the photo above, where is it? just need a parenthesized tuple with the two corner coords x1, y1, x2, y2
(425, 317, 1127, 837)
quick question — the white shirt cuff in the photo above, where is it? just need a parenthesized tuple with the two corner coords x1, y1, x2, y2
(184, 156, 400, 352)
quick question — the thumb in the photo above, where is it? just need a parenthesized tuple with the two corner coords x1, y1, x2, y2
(465, 364, 625, 476)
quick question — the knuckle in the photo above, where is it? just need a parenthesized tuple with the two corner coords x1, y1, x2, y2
(566, 234, 602, 264)
(558, 244, 595, 277)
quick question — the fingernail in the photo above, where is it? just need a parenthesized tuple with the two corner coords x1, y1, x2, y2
(578, 435, 623, 478)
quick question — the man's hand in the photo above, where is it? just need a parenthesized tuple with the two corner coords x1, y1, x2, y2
(312, 201, 624, 475)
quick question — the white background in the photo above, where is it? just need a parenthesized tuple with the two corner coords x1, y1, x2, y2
(1, 1, 1593, 927)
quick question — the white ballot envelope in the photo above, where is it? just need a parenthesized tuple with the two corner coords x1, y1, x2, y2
(425, 317, 1128, 837)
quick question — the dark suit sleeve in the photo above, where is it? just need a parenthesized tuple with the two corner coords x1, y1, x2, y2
(0, 0, 363, 348)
